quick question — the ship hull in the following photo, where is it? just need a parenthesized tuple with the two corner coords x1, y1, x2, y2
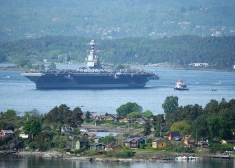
(23, 73, 152, 89)
(174, 87, 189, 91)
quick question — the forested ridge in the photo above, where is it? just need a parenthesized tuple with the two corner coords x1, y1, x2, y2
(1, 0, 235, 41)
(0, 35, 235, 69)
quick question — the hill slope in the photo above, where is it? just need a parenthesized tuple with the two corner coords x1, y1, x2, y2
(1, 36, 235, 70)
(1, 0, 235, 41)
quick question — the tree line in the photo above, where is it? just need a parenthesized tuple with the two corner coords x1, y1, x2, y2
(0, 35, 235, 70)
(111, 97, 235, 141)
(160, 96, 235, 141)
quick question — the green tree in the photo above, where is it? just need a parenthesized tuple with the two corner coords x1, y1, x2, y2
(85, 111, 91, 122)
(207, 115, 220, 140)
(170, 121, 191, 135)
(162, 96, 179, 116)
(1, 109, 25, 130)
(142, 110, 153, 119)
(44, 106, 59, 123)
(4, 109, 17, 118)
(101, 134, 116, 145)
(143, 119, 151, 136)
(218, 108, 235, 139)
(34, 131, 53, 151)
(192, 115, 209, 140)
(116, 102, 143, 118)
(23, 117, 42, 138)
(57, 104, 71, 124)
(127, 112, 142, 119)
(45, 104, 71, 124)
(70, 107, 84, 127)
(152, 114, 165, 136)
(24, 109, 41, 121)
(204, 99, 219, 115)
(29, 109, 41, 117)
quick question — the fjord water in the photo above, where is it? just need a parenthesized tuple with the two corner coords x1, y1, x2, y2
(0, 64, 235, 115)
(0, 154, 235, 168)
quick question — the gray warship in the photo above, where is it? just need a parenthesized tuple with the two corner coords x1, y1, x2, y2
(22, 40, 159, 89)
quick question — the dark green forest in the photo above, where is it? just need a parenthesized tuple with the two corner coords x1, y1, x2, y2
(1, 0, 235, 41)
(161, 97, 235, 141)
(0, 36, 235, 69)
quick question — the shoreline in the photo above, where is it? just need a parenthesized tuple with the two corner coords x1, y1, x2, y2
(8, 151, 235, 162)
(0, 65, 234, 73)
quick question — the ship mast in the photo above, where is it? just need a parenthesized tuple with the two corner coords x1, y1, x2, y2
(86, 40, 102, 69)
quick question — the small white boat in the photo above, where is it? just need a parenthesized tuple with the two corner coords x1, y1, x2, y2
(175, 156, 200, 161)
(188, 156, 200, 160)
(175, 156, 188, 161)
(174, 77, 189, 90)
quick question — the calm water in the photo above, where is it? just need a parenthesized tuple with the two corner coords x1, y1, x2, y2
(0, 154, 235, 168)
(0, 64, 235, 115)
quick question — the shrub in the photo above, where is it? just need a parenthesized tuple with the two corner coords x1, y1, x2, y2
(28, 142, 36, 150)
(81, 150, 97, 156)
(140, 144, 145, 149)
(74, 147, 87, 154)
(115, 147, 135, 158)
(106, 151, 115, 157)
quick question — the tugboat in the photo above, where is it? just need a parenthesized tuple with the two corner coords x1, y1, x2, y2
(174, 77, 189, 90)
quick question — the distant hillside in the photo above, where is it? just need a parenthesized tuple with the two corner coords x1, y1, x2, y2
(1, 0, 235, 41)
(0, 36, 235, 70)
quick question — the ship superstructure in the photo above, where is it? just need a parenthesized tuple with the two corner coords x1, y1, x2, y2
(22, 40, 159, 89)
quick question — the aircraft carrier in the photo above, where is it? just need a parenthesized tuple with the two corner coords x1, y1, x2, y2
(22, 40, 159, 89)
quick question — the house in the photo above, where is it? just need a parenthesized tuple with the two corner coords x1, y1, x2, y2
(183, 135, 196, 147)
(105, 141, 118, 152)
(197, 141, 209, 148)
(100, 112, 108, 116)
(76, 140, 89, 149)
(134, 118, 145, 125)
(80, 131, 89, 137)
(90, 143, 105, 151)
(105, 116, 114, 121)
(124, 137, 146, 149)
(100, 112, 108, 120)
(94, 115, 100, 120)
(168, 131, 182, 141)
(61, 126, 74, 135)
(114, 117, 123, 122)
(220, 140, 235, 144)
(94, 136, 104, 143)
(152, 138, 166, 149)
(19, 132, 29, 139)
(1, 130, 14, 138)
(79, 127, 88, 132)
(119, 118, 131, 123)
(87, 132, 97, 139)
